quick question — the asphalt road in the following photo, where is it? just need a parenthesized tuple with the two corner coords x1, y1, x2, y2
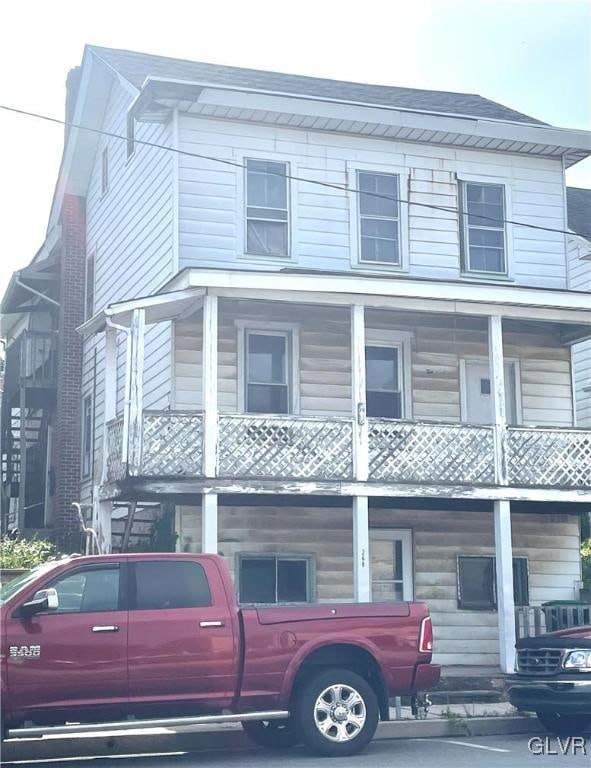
(2, 734, 590, 768)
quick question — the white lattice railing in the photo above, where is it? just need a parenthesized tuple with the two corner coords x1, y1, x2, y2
(140, 412, 203, 476)
(218, 414, 354, 480)
(508, 427, 591, 488)
(368, 419, 496, 485)
(105, 417, 125, 482)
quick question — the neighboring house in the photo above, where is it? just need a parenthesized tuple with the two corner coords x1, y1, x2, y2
(4, 46, 591, 674)
(567, 187, 591, 427)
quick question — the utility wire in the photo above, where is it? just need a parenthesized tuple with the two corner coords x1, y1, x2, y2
(0, 102, 577, 237)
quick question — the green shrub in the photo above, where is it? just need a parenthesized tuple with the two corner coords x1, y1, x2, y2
(0, 537, 56, 569)
(582, 538, 591, 586)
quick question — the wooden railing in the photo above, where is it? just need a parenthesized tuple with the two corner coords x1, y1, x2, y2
(516, 604, 591, 638)
(102, 410, 591, 491)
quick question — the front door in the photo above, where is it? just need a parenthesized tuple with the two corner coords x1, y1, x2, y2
(5, 562, 128, 717)
(464, 360, 519, 425)
(369, 529, 413, 602)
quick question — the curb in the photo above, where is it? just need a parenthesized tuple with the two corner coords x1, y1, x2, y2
(1, 716, 539, 763)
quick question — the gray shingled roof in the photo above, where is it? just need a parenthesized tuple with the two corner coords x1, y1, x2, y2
(567, 187, 591, 241)
(89, 45, 545, 125)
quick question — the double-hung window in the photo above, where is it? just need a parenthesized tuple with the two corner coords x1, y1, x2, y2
(365, 345, 403, 418)
(245, 331, 290, 414)
(457, 555, 529, 610)
(81, 394, 93, 478)
(460, 181, 506, 275)
(357, 171, 401, 265)
(239, 555, 311, 604)
(246, 159, 289, 257)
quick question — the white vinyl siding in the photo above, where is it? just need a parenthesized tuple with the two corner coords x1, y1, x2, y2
(567, 234, 591, 427)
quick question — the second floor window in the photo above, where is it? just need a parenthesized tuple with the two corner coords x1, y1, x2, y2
(246, 159, 289, 257)
(245, 331, 290, 414)
(460, 181, 506, 275)
(81, 394, 93, 478)
(357, 171, 400, 265)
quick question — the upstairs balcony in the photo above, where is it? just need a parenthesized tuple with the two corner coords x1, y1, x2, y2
(105, 410, 591, 495)
(3, 331, 58, 404)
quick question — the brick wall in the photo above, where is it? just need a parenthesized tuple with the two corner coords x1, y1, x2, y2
(54, 193, 86, 546)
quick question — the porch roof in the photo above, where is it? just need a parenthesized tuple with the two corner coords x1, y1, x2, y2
(79, 267, 591, 337)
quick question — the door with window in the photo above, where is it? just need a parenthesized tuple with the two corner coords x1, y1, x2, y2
(365, 345, 404, 418)
(464, 360, 519, 425)
(5, 563, 128, 715)
(369, 529, 413, 602)
(127, 558, 236, 709)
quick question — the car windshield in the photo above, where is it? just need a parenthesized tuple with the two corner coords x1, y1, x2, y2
(0, 561, 63, 604)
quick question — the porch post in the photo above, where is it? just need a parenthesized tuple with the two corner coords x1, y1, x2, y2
(100, 327, 118, 484)
(202, 294, 218, 478)
(202, 493, 218, 554)
(494, 499, 516, 673)
(488, 314, 508, 485)
(97, 500, 112, 554)
(351, 305, 368, 481)
(127, 309, 145, 475)
(353, 496, 371, 602)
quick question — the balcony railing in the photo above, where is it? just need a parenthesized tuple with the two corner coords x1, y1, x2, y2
(368, 420, 495, 485)
(218, 414, 354, 480)
(102, 410, 591, 491)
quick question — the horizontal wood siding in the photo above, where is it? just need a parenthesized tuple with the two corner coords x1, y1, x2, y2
(81, 80, 175, 501)
(178, 115, 568, 288)
(567, 234, 591, 427)
(176, 504, 580, 667)
(174, 301, 573, 426)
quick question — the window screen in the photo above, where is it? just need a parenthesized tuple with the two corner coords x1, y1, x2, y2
(134, 561, 212, 610)
(365, 346, 402, 418)
(246, 332, 290, 414)
(246, 159, 289, 256)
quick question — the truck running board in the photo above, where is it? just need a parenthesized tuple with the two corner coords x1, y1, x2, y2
(8, 710, 290, 739)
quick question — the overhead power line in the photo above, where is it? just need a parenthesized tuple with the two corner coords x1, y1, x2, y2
(0, 102, 577, 237)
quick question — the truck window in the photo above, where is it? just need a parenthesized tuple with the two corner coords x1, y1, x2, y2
(50, 566, 120, 613)
(133, 560, 212, 610)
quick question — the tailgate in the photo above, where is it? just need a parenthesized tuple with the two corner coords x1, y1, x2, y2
(256, 601, 410, 625)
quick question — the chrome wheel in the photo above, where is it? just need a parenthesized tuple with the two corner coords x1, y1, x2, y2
(313, 683, 367, 742)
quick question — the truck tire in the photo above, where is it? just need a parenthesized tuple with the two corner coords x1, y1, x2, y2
(537, 712, 591, 736)
(241, 718, 300, 748)
(295, 668, 378, 757)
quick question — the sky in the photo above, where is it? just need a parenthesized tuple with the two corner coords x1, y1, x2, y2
(0, 0, 590, 298)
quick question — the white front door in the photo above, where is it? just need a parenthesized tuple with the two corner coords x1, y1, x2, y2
(464, 360, 519, 425)
(369, 529, 413, 602)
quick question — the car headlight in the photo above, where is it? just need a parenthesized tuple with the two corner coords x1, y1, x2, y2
(564, 650, 591, 670)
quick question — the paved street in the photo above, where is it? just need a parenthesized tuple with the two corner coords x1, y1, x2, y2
(3, 734, 591, 767)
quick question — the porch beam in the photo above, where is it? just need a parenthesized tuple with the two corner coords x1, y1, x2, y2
(488, 315, 508, 486)
(494, 499, 516, 673)
(127, 309, 145, 476)
(100, 327, 118, 484)
(351, 305, 368, 481)
(353, 496, 371, 602)
(202, 493, 218, 554)
(202, 294, 218, 478)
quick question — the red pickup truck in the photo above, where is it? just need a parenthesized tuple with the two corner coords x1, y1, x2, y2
(1, 553, 440, 756)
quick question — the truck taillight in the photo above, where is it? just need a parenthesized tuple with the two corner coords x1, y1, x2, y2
(419, 616, 433, 653)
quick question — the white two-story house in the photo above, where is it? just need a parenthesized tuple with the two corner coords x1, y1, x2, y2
(45, 46, 591, 673)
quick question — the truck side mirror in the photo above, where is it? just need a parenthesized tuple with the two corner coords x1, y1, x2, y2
(20, 588, 59, 617)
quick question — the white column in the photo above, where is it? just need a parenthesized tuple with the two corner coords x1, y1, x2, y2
(202, 295, 218, 478)
(127, 309, 145, 475)
(353, 496, 371, 602)
(494, 499, 516, 673)
(97, 499, 113, 554)
(202, 493, 218, 554)
(100, 327, 118, 484)
(488, 314, 508, 485)
(351, 305, 368, 481)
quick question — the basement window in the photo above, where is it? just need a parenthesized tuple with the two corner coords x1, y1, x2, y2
(238, 555, 311, 604)
(457, 555, 529, 610)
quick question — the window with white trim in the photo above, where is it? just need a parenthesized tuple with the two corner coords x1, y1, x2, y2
(357, 171, 401, 265)
(239, 554, 311, 604)
(245, 331, 291, 414)
(460, 181, 506, 274)
(85, 253, 95, 321)
(365, 345, 403, 418)
(81, 394, 93, 478)
(245, 159, 289, 257)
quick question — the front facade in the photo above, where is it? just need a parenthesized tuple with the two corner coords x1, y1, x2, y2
(9, 46, 591, 673)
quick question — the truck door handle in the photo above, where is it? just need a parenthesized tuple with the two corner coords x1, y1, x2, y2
(199, 621, 224, 628)
(92, 625, 119, 633)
